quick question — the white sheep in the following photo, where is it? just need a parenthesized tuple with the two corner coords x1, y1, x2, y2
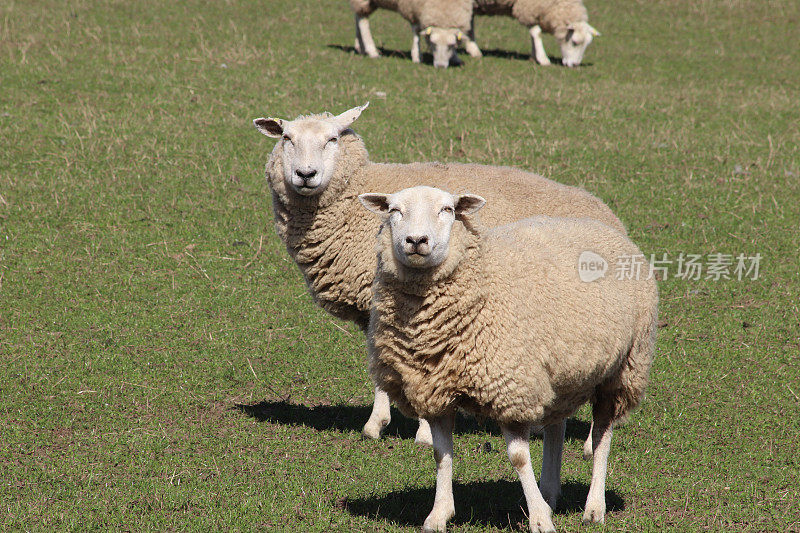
(252, 104, 627, 446)
(349, 0, 483, 67)
(473, 0, 600, 66)
(360, 185, 657, 532)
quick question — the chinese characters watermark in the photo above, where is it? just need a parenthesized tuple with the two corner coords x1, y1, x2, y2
(578, 252, 762, 282)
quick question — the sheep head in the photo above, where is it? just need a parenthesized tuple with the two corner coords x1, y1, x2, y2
(558, 22, 599, 68)
(422, 26, 463, 68)
(253, 103, 369, 197)
(360, 186, 484, 269)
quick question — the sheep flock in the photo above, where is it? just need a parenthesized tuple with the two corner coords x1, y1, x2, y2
(253, 103, 658, 532)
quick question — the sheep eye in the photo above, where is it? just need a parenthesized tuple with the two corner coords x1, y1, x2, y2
(283, 135, 292, 143)
(388, 207, 401, 215)
(441, 206, 454, 214)
(327, 137, 338, 144)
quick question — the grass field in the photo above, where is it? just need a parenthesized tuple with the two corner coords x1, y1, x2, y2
(1, 0, 799, 531)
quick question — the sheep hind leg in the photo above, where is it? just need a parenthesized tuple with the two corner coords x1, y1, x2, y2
(529, 25, 551, 65)
(583, 419, 594, 460)
(362, 385, 391, 439)
(355, 14, 380, 58)
(415, 417, 433, 446)
(539, 419, 566, 510)
(501, 423, 556, 533)
(422, 413, 456, 532)
(583, 401, 614, 524)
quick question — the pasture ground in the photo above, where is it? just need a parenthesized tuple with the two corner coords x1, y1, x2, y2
(1, 0, 798, 531)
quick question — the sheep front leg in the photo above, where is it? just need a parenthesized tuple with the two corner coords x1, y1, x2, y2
(422, 413, 456, 532)
(464, 18, 483, 58)
(539, 419, 566, 510)
(529, 25, 551, 65)
(411, 24, 422, 63)
(583, 406, 614, 524)
(362, 385, 391, 439)
(355, 14, 380, 58)
(415, 417, 433, 446)
(501, 423, 556, 533)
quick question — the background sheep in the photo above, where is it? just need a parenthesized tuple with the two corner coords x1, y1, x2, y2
(349, 0, 483, 67)
(360, 186, 658, 532)
(473, 0, 599, 66)
(253, 104, 626, 445)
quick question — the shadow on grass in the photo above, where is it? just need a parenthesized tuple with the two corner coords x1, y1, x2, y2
(343, 479, 623, 529)
(235, 400, 590, 442)
(328, 44, 592, 67)
(327, 44, 465, 68)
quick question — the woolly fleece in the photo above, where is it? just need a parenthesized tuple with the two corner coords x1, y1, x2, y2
(350, 0, 474, 31)
(368, 213, 658, 425)
(474, 0, 588, 37)
(263, 116, 626, 332)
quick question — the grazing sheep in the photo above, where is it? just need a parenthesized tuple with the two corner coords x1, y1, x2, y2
(252, 104, 626, 445)
(473, 0, 600, 66)
(349, 0, 483, 67)
(360, 186, 657, 532)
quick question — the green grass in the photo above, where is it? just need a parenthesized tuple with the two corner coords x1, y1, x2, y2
(1, 0, 799, 530)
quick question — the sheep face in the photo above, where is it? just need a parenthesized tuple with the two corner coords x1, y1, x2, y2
(422, 27, 462, 68)
(359, 186, 484, 269)
(558, 22, 599, 67)
(253, 103, 369, 196)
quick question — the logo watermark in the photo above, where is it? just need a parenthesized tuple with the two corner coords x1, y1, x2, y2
(578, 251, 608, 282)
(578, 252, 762, 282)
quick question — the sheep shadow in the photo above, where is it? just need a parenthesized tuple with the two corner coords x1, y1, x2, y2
(328, 44, 409, 60)
(343, 479, 624, 529)
(327, 44, 466, 67)
(234, 400, 591, 442)
(328, 43, 592, 67)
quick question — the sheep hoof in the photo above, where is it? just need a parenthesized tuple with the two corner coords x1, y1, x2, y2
(582, 502, 605, 525)
(422, 505, 454, 532)
(465, 43, 483, 58)
(529, 516, 556, 533)
(362, 418, 389, 440)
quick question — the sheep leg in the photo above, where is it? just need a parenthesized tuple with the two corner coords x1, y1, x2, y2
(539, 419, 566, 510)
(362, 385, 391, 439)
(415, 417, 434, 446)
(464, 16, 483, 58)
(583, 419, 594, 460)
(529, 25, 551, 65)
(583, 405, 614, 524)
(411, 24, 422, 63)
(501, 423, 556, 533)
(354, 14, 380, 58)
(422, 413, 456, 532)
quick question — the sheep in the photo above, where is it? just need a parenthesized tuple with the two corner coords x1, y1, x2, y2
(349, 0, 483, 67)
(472, 0, 600, 67)
(359, 185, 658, 532)
(252, 103, 627, 446)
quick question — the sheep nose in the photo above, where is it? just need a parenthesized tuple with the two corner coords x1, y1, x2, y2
(295, 169, 317, 182)
(405, 235, 428, 247)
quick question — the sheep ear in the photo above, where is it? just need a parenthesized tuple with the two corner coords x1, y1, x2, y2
(253, 118, 283, 138)
(588, 24, 600, 36)
(334, 102, 369, 132)
(359, 193, 391, 215)
(454, 194, 485, 217)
